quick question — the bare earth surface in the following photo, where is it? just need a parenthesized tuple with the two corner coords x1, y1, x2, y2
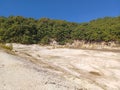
(0, 44, 120, 90)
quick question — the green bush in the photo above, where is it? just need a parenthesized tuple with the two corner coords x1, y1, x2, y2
(40, 36, 50, 45)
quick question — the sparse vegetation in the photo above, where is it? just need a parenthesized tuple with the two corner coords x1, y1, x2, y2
(0, 43, 13, 50)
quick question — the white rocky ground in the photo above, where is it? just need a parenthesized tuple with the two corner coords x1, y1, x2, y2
(0, 44, 120, 90)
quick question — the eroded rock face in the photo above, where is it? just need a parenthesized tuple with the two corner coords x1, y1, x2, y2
(0, 44, 120, 90)
(68, 40, 120, 49)
(0, 51, 81, 90)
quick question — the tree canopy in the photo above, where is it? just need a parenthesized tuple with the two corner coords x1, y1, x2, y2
(0, 16, 120, 44)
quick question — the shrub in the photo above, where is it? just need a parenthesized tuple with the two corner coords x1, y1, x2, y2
(0, 43, 13, 51)
(40, 36, 50, 45)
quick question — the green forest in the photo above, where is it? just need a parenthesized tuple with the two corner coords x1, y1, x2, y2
(0, 16, 120, 45)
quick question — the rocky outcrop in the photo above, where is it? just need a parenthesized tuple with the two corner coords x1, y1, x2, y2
(51, 40, 120, 50)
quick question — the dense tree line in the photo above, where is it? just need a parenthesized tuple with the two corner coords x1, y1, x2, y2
(0, 16, 120, 45)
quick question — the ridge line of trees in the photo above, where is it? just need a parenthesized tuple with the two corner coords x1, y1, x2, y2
(0, 16, 120, 45)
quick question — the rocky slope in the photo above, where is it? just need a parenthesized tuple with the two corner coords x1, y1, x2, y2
(0, 44, 120, 90)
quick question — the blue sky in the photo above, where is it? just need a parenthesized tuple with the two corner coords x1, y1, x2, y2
(0, 0, 120, 22)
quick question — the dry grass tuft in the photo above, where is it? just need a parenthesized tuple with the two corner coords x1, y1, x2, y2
(0, 43, 13, 51)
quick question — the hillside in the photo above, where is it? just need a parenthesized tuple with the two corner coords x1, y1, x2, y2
(0, 16, 120, 45)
